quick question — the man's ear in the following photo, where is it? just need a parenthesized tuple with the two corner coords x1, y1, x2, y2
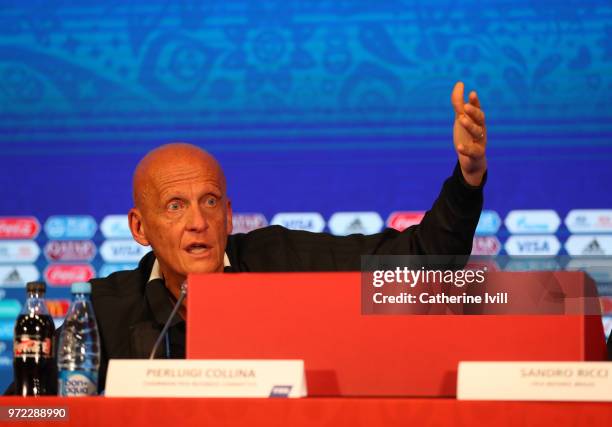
(128, 208, 150, 246)
(226, 199, 233, 235)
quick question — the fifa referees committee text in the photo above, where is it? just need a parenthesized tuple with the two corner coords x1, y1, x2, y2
(369, 267, 508, 305)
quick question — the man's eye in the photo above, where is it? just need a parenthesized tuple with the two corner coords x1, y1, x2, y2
(167, 201, 183, 211)
(206, 197, 218, 207)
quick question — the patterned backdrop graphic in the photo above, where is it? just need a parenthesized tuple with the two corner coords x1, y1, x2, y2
(0, 1, 612, 391)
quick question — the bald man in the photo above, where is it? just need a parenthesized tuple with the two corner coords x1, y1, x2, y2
(89, 82, 488, 392)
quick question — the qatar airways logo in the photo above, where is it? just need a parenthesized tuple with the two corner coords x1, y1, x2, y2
(471, 236, 501, 256)
(44, 265, 95, 286)
(386, 212, 424, 232)
(271, 213, 325, 232)
(231, 213, 268, 234)
(0, 217, 40, 239)
(44, 240, 96, 262)
(100, 240, 151, 262)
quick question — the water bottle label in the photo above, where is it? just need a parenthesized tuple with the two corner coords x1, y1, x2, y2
(58, 370, 98, 396)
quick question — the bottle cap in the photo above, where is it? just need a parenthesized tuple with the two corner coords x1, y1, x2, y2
(71, 282, 92, 294)
(25, 281, 46, 294)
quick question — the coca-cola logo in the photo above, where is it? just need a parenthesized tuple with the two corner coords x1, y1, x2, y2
(0, 217, 40, 239)
(386, 212, 425, 232)
(44, 265, 95, 286)
(14, 337, 52, 357)
(44, 240, 96, 262)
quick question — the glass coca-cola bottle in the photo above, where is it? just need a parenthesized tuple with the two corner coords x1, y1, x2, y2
(13, 281, 57, 396)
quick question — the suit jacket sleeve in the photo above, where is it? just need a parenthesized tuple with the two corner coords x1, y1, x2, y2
(227, 162, 485, 272)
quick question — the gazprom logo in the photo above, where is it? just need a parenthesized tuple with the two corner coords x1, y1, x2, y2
(100, 215, 132, 239)
(44, 215, 97, 240)
(100, 240, 151, 262)
(271, 213, 325, 232)
(475, 210, 501, 235)
(505, 210, 560, 234)
(504, 235, 561, 256)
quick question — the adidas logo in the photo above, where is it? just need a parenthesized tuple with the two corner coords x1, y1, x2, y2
(582, 239, 605, 255)
(2, 268, 22, 284)
(345, 218, 365, 234)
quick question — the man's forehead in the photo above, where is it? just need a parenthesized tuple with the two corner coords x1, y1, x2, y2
(132, 143, 226, 207)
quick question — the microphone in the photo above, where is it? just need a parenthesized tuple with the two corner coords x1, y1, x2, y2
(149, 281, 188, 359)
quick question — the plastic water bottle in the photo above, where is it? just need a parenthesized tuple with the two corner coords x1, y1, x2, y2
(57, 282, 100, 396)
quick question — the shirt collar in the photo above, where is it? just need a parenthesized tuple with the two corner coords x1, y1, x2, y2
(148, 253, 231, 283)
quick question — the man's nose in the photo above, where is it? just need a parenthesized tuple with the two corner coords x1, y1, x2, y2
(185, 205, 208, 232)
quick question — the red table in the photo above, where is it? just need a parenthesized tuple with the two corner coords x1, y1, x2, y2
(0, 397, 610, 426)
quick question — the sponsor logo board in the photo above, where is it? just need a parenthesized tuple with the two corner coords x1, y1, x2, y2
(0, 299, 21, 319)
(44, 240, 96, 262)
(475, 210, 502, 235)
(46, 299, 71, 319)
(503, 258, 561, 272)
(504, 235, 561, 257)
(271, 213, 325, 232)
(44, 264, 95, 286)
(0, 241, 40, 263)
(386, 211, 425, 232)
(231, 213, 268, 234)
(566, 258, 612, 283)
(505, 210, 561, 234)
(44, 215, 97, 240)
(0, 265, 39, 287)
(471, 236, 501, 256)
(0, 217, 40, 239)
(565, 210, 612, 234)
(328, 212, 383, 236)
(565, 235, 612, 256)
(100, 240, 151, 263)
(0, 321, 13, 340)
(100, 215, 132, 239)
(98, 263, 138, 277)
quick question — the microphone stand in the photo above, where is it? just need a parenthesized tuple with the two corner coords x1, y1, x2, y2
(149, 281, 188, 360)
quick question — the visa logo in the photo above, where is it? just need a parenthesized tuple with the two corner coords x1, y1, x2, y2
(271, 213, 325, 232)
(269, 385, 292, 398)
(505, 236, 560, 256)
(100, 240, 151, 262)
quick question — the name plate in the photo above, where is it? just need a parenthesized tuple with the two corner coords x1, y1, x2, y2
(457, 362, 612, 402)
(105, 359, 306, 398)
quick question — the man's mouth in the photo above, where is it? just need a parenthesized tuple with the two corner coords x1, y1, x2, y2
(185, 243, 211, 255)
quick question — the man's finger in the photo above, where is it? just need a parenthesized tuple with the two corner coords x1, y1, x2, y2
(468, 91, 481, 109)
(459, 115, 485, 140)
(451, 81, 465, 116)
(457, 141, 485, 159)
(464, 104, 485, 126)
